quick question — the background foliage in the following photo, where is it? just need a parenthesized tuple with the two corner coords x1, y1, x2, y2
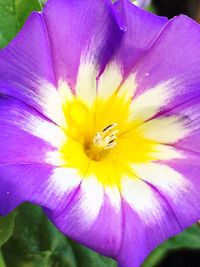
(1, 203, 200, 267)
(0, 0, 200, 266)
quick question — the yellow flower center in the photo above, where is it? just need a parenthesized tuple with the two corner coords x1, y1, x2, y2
(59, 92, 160, 188)
(85, 122, 118, 161)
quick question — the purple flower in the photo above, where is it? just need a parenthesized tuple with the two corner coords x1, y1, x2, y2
(0, 0, 200, 266)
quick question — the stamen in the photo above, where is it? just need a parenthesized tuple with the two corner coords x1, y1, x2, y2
(93, 123, 118, 150)
(102, 123, 118, 133)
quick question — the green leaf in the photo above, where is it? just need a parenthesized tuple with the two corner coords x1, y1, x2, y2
(69, 240, 117, 267)
(0, 212, 16, 247)
(142, 224, 200, 267)
(2, 203, 117, 267)
(15, 0, 42, 27)
(147, 4, 156, 14)
(142, 244, 169, 267)
(2, 204, 76, 267)
(2, 204, 200, 267)
(168, 224, 200, 249)
(38, 0, 47, 6)
(0, 0, 43, 48)
(0, 250, 6, 267)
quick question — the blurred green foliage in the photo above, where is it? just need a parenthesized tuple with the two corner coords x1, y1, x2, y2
(0, 0, 200, 267)
(0, 0, 44, 48)
(0, 0, 151, 49)
(143, 224, 200, 267)
(0, 204, 200, 267)
(1, 204, 117, 267)
(0, 212, 15, 247)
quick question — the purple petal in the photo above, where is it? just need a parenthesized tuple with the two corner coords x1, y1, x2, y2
(0, 165, 84, 216)
(45, 179, 123, 258)
(0, 164, 54, 215)
(120, 155, 200, 266)
(130, 15, 200, 109)
(42, 0, 125, 88)
(138, 159, 200, 229)
(0, 95, 67, 215)
(0, 12, 58, 123)
(0, 96, 64, 165)
(117, 175, 183, 267)
(113, 0, 168, 76)
(152, 96, 200, 154)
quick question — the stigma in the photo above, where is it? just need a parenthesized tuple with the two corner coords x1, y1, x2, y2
(93, 123, 118, 150)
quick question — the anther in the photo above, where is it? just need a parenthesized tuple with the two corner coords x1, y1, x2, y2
(93, 123, 118, 150)
(102, 123, 118, 133)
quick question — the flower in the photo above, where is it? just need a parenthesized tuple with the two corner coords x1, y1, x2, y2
(0, 0, 200, 266)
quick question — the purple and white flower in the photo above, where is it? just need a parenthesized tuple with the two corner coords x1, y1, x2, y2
(0, 0, 200, 266)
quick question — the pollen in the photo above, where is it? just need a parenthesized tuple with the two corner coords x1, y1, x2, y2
(84, 123, 119, 161)
(93, 123, 118, 150)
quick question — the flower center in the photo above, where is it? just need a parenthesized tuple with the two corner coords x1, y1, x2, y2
(93, 123, 118, 150)
(58, 90, 162, 187)
(84, 123, 118, 161)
